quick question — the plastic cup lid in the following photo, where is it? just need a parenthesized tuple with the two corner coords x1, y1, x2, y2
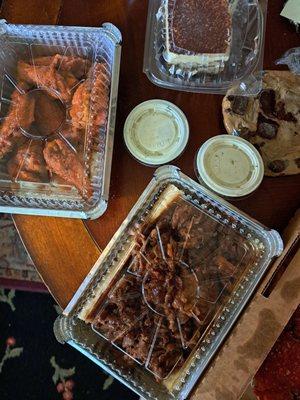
(124, 100, 189, 166)
(196, 135, 264, 198)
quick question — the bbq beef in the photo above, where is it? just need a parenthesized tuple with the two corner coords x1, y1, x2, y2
(94, 198, 251, 379)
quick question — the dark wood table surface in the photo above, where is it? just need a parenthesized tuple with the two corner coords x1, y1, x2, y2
(1, 0, 299, 308)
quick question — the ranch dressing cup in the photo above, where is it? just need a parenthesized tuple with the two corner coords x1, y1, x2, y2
(195, 135, 264, 200)
(124, 100, 189, 166)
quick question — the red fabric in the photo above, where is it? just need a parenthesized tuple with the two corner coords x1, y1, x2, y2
(0, 278, 47, 293)
(254, 307, 300, 400)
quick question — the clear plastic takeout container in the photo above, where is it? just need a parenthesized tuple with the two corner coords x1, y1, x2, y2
(54, 165, 283, 400)
(143, 0, 267, 94)
(0, 20, 121, 219)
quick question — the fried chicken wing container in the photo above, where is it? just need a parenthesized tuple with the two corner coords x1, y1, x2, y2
(54, 165, 283, 400)
(0, 20, 121, 219)
(143, 0, 267, 94)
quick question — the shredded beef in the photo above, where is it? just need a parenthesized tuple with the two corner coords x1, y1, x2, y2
(93, 198, 251, 379)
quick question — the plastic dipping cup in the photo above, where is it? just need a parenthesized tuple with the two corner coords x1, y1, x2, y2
(123, 99, 189, 166)
(195, 135, 264, 200)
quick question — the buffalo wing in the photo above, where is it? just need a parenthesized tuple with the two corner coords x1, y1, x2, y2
(0, 86, 35, 158)
(8, 142, 48, 182)
(43, 139, 91, 196)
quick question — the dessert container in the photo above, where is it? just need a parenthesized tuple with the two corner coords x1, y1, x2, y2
(0, 20, 122, 219)
(195, 135, 264, 200)
(143, 0, 267, 94)
(276, 47, 300, 75)
(54, 165, 283, 400)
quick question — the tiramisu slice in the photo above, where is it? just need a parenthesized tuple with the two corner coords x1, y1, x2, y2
(163, 0, 232, 72)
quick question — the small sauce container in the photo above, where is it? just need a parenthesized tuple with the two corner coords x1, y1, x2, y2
(195, 135, 264, 200)
(124, 99, 189, 166)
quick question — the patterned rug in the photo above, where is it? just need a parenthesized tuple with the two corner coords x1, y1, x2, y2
(0, 214, 45, 292)
(0, 215, 137, 399)
(0, 215, 297, 400)
(0, 289, 138, 400)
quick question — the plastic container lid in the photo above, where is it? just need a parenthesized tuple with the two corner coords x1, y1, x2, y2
(124, 100, 189, 166)
(143, 0, 266, 94)
(57, 165, 283, 400)
(0, 22, 122, 219)
(195, 135, 264, 198)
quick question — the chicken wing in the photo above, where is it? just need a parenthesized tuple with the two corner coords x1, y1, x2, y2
(32, 90, 65, 137)
(1, 55, 103, 196)
(0, 86, 35, 159)
(59, 123, 84, 151)
(8, 142, 48, 182)
(34, 54, 91, 79)
(70, 63, 109, 133)
(17, 60, 77, 103)
(69, 80, 90, 130)
(43, 138, 92, 196)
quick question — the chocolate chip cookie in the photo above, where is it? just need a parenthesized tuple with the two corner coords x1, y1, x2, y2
(222, 71, 300, 176)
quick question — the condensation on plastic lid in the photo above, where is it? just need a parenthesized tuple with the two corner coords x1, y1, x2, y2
(124, 99, 189, 166)
(196, 135, 264, 198)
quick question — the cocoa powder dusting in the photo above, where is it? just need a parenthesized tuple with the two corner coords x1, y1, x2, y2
(170, 0, 231, 54)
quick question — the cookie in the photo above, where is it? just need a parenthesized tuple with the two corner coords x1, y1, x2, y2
(222, 70, 300, 176)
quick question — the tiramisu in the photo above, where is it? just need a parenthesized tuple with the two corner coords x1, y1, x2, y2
(163, 0, 232, 72)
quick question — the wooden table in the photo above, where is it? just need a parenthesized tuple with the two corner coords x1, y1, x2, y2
(1, 0, 299, 308)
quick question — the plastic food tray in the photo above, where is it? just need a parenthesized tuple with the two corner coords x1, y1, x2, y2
(0, 21, 121, 219)
(54, 165, 283, 400)
(143, 0, 267, 94)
